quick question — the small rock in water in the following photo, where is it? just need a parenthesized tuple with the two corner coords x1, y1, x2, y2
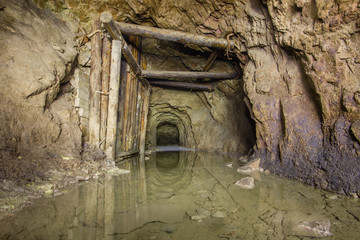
(237, 166, 255, 174)
(190, 208, 210, 222)
(235, 177, 255, 189)
(212, 211, 226, 218)
(107, 168, 130, 176)
(237, 158, 263, 174)
(160, 224, 177, 234)
(239, 156, 248, 164)
(293, 220, 332, 238)
(328, 195, 339, 200)
(225, 162, 233, 168)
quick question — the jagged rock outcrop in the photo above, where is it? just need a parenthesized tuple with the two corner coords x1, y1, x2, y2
(0, 0, 81, 181)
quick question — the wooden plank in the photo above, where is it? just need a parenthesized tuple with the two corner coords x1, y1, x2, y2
(139, 86, 151, 155)
(105, 40, 122, 160)
(141, 70, 238, 80)
(134, 83, 142, 150)
(149, 80, 215, 91)
(89, 19, 102, 146)
(100, 36, 111, 149)
(121, 70, 132, 152)
(115, 21, 235, 50)
(116, 59, 128, 155)
(115, 150, 140, 161)
(203, 50, 219, 72)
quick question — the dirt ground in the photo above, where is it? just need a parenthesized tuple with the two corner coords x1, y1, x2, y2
(0, 143, 114, 218)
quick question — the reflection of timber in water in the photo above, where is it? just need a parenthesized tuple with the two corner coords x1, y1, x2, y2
(2, 152, 360, 239)
(0, 155, 148, 240)
(146, 151, 196, 200)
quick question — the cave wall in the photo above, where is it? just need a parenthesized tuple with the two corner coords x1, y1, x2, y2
(241, 0, 360, 195)
(0, 0, 83, 180)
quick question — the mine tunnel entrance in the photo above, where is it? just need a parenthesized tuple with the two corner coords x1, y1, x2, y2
(156, 123, 180, 146)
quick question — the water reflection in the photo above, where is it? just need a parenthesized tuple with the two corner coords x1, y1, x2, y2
(0, 151, 360, 239)
(156, 152, 180, 170)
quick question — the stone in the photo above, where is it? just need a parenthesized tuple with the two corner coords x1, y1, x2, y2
(225, 162, 233, 168)
(351, 121, 360, 143)
(190, 208, 210, 222)
(328, 195, 339, 200)
(237, 158, 263, 174)
(234, 177, 255, 189)
(212, 211, 226, 219)
(287, 220, 332, 238)
(283, 212, 332, 238)
(160, 224, 177, 234)
(107, 168, 131, 176)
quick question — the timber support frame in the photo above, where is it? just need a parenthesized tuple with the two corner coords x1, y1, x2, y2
(87, 12, 239, 161)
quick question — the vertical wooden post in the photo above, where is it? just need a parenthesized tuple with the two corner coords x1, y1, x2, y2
(116, 60, 128, 154)
(105, 40, 122, 160)
(121, 69, 131, 152)
(139, 85, 151, 155)
(134, 83, 142, 150)
(100, 36, 111, 149)
(89, 19, 102, 146)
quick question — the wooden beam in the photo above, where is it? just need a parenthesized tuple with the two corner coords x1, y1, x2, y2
(115, 21, 235, 50)
(105, 40, 122, 160)
(149, 80, 215, 92)
(116, 150, 140, 161)
(139, 86, 151, 155)
(100, 36, 111, 150)
(89, 19, 102, 146)
(100, 12, 142, 76)
(141, 70, 238, 80)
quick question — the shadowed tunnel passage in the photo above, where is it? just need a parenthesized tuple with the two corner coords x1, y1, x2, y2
(156, 123, 180, 146)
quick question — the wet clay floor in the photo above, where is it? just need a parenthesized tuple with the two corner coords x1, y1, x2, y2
(0, 149, 360, 239)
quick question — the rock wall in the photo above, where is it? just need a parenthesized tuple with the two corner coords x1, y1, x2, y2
(241, 0, 360, 196)
(0, 0, 82, 181)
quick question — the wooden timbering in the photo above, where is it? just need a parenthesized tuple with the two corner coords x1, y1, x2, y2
(106, 40, 122, 159)
(139, 86, 151, 155)
(89, 19, 102, 146)
(100, 36, 111, 149)
(148, 80, 215, 92)
(141, 70, 238, 81)
(115, 21, 235, 50)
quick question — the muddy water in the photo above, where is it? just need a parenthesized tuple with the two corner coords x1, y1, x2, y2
(0, 150, 360, 239)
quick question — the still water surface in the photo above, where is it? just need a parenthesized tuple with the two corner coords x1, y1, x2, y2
(1, 149, 360, 239)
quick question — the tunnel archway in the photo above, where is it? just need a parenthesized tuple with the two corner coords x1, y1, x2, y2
(156, 123, 179, 146)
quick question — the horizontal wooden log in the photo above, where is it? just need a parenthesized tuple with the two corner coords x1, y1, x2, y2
(100, 12, 142, 76)
(116, 150, 140, 161)
(115, 21, 235, 50)
(141, 70, 238, 80)
(149, 80, 215, 91)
